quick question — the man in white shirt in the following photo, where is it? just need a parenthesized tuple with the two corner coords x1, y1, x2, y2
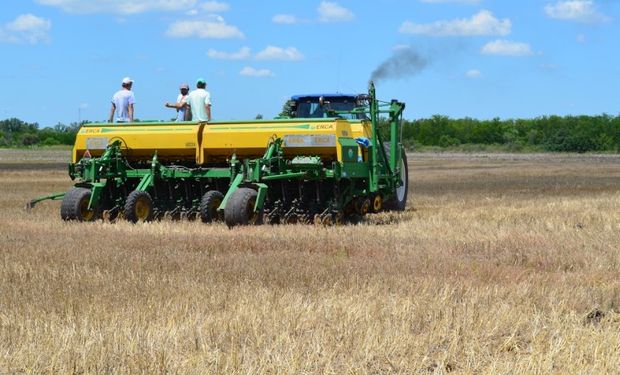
(109, 77, 135, 123)
(186, 78, 211, 122)
(165, 83, 191, 121)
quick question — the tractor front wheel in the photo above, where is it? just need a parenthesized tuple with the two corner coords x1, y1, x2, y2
(60, 187, 98, 222)
(124, 191, 154, 223)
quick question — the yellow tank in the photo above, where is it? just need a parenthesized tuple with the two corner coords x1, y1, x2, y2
(72, 122, 202, 163)
(200, 118, 371, 163)
(349, 121, 372, 139)
(73, 118, 372, 164)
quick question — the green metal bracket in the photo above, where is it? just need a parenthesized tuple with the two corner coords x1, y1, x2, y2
(88, 182, 106, 209)
(150, 151, 159, 175)
(369, 82, 380, 193)
(254, 183, 268, 212)
(136, 173, 155, 192)
(219, 173, 244, 211)
(68, 163, 76, 180)
(129, 152, 158, 193)
(261, 172, 308, 181)
(339, 137, 360, 163)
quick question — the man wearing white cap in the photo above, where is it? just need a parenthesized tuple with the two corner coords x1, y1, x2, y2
(109, 77, 135, 123)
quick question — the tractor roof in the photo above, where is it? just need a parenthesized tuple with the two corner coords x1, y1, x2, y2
(291, 94, 358, 101)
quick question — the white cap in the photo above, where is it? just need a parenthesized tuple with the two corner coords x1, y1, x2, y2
(121, 77, 134, 85)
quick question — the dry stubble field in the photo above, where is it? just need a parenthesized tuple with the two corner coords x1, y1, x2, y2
(1, 149, 620, 374)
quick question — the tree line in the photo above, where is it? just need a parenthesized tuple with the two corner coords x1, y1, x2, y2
(2, 114, 619, 152)
(392, 114, 620, 152)
(0, 118, 83, 147)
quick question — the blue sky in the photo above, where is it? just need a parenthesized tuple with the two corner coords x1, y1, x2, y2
(1, 0, 619, 126)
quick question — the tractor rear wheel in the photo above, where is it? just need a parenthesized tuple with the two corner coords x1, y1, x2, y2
(224, 188, 263, 227)
(124, 190, 154, 223)
(200, 190, 224, 223)
(384, 150, 408, 211)
(60, 187, 98, 222)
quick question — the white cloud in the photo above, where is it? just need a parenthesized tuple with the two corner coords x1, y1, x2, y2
(481, 40, 533, 56)
(272, 2, 352, 25)
(420, 0, 481, 3)
(207, 46, 251, 60)
(240, 67, 274, 77)
(185, 1, 229, 16)
(255, 46, 304, 61)
(466, 69, 481, 78)
(272, 14, 300, 24)
(318, 1, 354, 22)
(166, 16, 244, 39)
(545, 1, 608, 23)
(37, 0, 198, 15)
(201, 1, 229, 12)
(399, 10, 511, 37)
(207, 46, 304, 61)
(0, 14, 51, 44)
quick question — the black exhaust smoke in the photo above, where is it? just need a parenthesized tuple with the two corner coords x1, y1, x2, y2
(370, 47, 428, 83)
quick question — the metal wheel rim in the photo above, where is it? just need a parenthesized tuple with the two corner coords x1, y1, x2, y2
(135, 197, 151, 221)
(80, 197, 94, 221)
(373, 195, 382, 211)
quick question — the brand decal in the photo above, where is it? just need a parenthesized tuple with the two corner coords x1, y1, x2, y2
(86, 137, 109, 150)
(312, 124, 334, 130)
(283, 134, 336, 148)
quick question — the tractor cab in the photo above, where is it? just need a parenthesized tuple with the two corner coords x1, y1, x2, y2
(282, 94, 368, 120)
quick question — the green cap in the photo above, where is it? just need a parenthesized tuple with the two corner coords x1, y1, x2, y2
(196, 78, 206, 85)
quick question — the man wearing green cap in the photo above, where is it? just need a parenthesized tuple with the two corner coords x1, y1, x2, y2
(186, 78, 211, 122)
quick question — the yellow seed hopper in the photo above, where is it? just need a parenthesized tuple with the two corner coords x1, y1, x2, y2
(199, 118, 371, 164)
(72, 122, 201, 163)
(73, 119, 372, 165)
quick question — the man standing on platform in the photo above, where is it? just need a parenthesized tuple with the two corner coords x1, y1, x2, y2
(186, 78, 211, 122)
(165, 83, 191, 121)
(109, 77, 135, 123)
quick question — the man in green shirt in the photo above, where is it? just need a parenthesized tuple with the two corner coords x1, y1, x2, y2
(186, 78, 211, 122)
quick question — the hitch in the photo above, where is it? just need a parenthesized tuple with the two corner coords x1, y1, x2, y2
(25, 192, 66, 211)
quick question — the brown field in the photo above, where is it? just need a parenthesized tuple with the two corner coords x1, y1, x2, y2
(1, 149, 619, 374)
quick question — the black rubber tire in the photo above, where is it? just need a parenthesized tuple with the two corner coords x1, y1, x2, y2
(384, 150, 409, 211)
(224, 188, 263, 227)
(200, 190, 224, 223)
(60, 187, 98, 222)
(124, 190, 154, 223)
